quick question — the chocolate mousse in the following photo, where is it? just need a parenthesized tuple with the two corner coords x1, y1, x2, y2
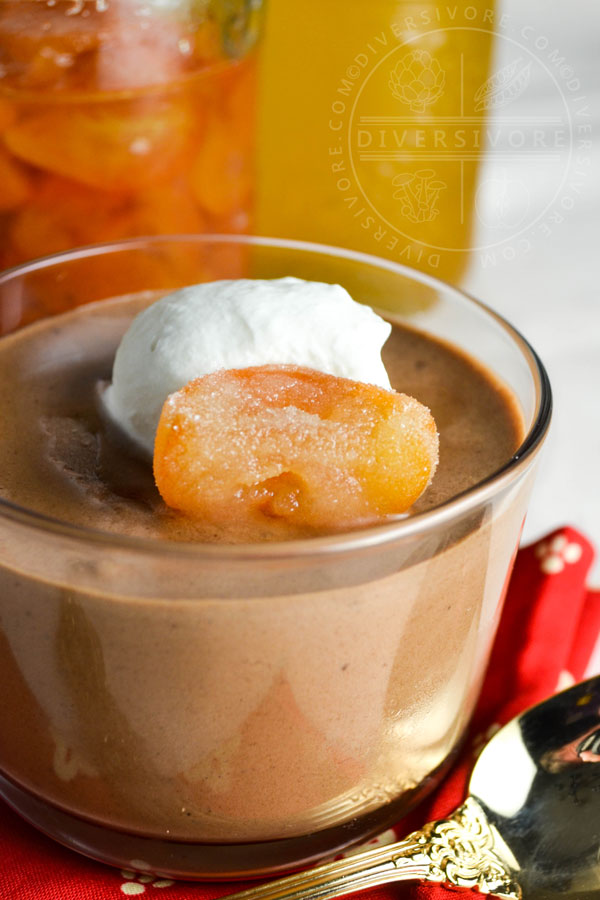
(0, 289, 527, 876)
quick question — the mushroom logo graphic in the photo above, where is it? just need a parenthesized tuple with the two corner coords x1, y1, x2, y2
(392, 169, 446, 224)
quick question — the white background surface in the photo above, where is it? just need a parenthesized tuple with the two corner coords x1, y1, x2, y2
(461, 0, 600, 583)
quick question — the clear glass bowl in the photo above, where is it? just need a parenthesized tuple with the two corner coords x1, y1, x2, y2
(0, 236, 551, 879)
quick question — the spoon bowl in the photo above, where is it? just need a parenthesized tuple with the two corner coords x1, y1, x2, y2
(223, 677, 600, 900)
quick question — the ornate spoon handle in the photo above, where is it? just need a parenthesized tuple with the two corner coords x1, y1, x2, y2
(224, 798, 521, 900)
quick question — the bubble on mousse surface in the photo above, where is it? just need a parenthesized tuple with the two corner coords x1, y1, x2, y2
(102, 277, 392, 455)
(153, 365, 439, 539)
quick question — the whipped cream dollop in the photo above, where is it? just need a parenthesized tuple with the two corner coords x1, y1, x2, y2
(103, 277, 392, 455)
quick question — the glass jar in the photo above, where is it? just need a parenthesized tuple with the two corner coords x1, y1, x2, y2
(0, 0, 263, 274)
(257, 1, 497, 285)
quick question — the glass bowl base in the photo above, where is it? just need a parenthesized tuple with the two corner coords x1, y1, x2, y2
(0, 755, 457, 881)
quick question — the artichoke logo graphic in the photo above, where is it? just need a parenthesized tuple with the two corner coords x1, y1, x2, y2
(389, 49, 445, 112)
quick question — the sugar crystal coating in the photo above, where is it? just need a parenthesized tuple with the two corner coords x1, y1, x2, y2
(153, 365, 439, 538)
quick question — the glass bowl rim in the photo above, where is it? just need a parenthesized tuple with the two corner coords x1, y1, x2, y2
(0, 234, 552, 560)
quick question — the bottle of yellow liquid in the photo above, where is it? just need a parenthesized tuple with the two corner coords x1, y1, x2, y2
(257, 2, 495, 284)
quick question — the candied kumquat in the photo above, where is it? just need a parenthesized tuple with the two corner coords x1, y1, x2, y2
(0, 147, 32, 211)
(190, 116, 251, 218)
(154, 365, 439, 538)
(0, 99, 16, 131)
(4, 98, 193, 193)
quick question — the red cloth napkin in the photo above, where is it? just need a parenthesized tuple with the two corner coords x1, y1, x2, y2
(1, 526, 598, 900)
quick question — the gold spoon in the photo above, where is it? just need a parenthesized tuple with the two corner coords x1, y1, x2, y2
(223, 676, 600, 900)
